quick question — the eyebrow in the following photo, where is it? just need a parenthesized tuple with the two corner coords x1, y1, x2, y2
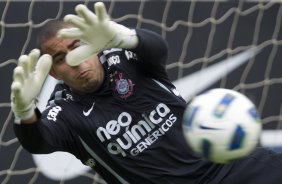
(52, 39, 80, 60)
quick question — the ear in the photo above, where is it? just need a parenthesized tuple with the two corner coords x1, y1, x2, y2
(49, 67, 61, 80)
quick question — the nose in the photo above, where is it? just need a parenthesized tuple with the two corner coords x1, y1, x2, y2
(65, 44, 95, 66)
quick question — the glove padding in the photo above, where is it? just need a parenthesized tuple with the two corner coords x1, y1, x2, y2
(57, 2, 138, 66)
(11, 49, 52, 122)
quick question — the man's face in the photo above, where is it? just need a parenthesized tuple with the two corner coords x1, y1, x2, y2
(41, 36, 104, 94)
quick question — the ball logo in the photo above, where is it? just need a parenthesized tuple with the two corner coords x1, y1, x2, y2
(85, 158, 96, 167)
(213, 93, 235, 118)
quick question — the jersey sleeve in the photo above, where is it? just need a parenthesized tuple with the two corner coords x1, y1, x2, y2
(14, 108, 56, 154)
(14, 84, 78, 155)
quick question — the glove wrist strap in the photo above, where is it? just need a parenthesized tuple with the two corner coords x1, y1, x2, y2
(14, 103, 36, 124)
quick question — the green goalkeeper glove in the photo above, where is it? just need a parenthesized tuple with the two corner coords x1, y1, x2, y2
(57, 2, 139, 66)
(11, 49, 52, 123)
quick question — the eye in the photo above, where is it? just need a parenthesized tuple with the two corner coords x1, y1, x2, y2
(71, 40, 82, 50)
(53, 53, 66, 64)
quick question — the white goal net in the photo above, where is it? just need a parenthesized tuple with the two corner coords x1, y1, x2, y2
(1, 0, 282, 183)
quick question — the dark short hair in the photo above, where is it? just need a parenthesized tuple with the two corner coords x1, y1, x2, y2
(36, 19, 71, 53)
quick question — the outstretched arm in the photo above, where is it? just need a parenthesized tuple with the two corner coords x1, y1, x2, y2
(58, 2, 139, 66)
(11, 49, 55, 153)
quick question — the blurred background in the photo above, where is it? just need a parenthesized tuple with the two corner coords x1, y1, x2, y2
(1, 0, 282, 183)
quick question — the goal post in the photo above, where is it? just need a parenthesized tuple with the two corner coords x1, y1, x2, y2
(1, 0, 282, 183)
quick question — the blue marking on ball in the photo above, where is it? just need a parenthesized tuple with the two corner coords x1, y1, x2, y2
(213, 93, 235, 118)
(202, 139, 212, 159)
(248, 107, 261, 122)
(183, 106, 199, 129)
(229, 125, 245, 150)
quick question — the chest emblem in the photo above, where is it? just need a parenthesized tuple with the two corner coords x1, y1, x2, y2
(114, 72, 134, 99)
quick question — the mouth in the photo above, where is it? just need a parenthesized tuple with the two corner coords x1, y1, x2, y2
(77, 70, 91, 79)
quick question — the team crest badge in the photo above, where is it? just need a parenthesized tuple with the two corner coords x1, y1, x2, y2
(114, 72, 134, 99)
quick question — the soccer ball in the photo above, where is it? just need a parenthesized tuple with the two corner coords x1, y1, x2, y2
(182, 88, 262, 164)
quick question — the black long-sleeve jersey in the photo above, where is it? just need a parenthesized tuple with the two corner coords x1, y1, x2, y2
(14, 29, 228, 184)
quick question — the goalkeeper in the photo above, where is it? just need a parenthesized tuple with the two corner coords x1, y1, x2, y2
(11, 2, 282, 184)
